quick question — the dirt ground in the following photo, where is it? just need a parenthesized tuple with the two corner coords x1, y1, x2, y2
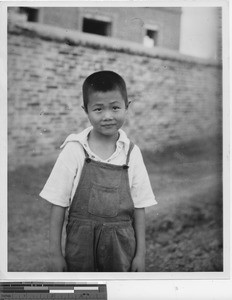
(7, 137, 223, 272)
(144, 139, 223, 272)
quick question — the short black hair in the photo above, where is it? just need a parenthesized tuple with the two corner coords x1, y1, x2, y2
(82, 70, 128, 111)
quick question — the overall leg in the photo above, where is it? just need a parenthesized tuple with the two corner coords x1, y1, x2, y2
(65, 219, 95, 272)
(96, 225, 136, 272)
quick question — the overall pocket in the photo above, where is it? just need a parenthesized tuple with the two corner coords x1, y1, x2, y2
(88, 183, 119, 217)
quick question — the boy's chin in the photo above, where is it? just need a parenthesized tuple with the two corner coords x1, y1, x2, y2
(97, 128, 119, 137)
(101, 130, 118, 136)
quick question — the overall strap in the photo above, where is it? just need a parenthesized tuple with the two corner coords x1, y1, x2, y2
(126, 142, 134, 165)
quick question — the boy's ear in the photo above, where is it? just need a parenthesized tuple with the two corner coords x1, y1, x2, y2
(126, 101, 132, 109)
(81, 105, 88, 113)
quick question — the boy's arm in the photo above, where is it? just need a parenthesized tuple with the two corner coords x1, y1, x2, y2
(49, 204, 67, 272)
(131, 207, 146, 272)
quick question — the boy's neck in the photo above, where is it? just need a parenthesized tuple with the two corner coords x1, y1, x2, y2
(89, 129, 119, 144)
(88, 129, 119, 160)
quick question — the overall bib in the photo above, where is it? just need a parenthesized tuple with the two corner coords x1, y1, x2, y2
(65, 142, 136, 272)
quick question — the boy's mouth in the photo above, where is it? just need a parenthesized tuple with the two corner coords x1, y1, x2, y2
(101, 123, 116, 127)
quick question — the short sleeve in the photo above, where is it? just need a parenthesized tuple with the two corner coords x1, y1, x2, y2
(129, 145, 157, 208)
(39, 143, 78, 207)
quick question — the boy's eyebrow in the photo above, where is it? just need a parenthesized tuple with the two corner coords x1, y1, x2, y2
(110, 100, 123, 104)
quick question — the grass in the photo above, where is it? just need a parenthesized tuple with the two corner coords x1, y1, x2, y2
(8, 137, 223, 272)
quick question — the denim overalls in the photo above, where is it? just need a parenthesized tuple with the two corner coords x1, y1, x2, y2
(65, 142, 136, 272)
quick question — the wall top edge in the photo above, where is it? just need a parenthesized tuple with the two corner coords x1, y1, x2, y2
(8, 20, 221, 67)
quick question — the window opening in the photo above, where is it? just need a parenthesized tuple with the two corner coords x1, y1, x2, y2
(144, 28, 159, 47)
(19, 7, 39, 22)
(82, 17, 112, 36)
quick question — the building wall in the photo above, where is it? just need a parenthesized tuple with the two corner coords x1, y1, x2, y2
(38, 7, 181, 50)
(7, 21, 222, 170)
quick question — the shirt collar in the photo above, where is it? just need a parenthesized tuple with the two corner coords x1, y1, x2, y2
(60, 126, 130, 154)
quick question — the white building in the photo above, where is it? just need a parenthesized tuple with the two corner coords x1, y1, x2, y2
(180, 7, 221, 60)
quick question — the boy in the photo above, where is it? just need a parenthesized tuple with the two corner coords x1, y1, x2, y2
(40, 70, 156, 272)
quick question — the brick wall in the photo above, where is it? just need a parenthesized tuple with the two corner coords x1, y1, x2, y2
(7, 21, 222, 170)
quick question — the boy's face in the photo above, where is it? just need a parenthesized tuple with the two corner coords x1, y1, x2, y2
(86, 89, 128, 138)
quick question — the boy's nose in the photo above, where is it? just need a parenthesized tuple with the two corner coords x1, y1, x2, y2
(103, 110, 113, 120)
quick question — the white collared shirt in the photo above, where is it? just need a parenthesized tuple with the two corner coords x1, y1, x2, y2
(40, 127, 157, 208)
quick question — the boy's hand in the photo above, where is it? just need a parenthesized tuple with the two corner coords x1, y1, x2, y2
(49, 254, 67, 272)
(131, 254, 145, 272)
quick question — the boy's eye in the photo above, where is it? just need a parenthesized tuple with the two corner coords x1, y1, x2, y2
(94, 108, 102, 112)
(113, 106, 120, 111)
